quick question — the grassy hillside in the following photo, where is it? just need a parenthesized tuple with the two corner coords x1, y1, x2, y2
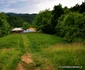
(0, 33, 85, 70)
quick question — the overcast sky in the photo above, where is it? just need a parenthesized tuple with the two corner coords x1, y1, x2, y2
(0, 0, 84, 14)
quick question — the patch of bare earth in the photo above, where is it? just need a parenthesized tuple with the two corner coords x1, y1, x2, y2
(17, 63, 26, 70)
(17, 53, 34, 70)
(35, 68, 41, 70)
(45, 66, 53, 70)
(21, 54, 33, 64)
(17, 53, 42, 70)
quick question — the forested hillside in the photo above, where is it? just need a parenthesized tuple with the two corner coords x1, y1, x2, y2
(0, 12, 37, 37)
(6, 13, 37, 23)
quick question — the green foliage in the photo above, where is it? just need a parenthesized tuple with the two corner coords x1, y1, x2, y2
(52, 4, 64, 21)
(70, 2, 85, 13)
(22, 22, 30, 30)
(51, 4, 64, 33)
(18, 14, 37, 23)
(80, 2, 85, 13)
(56, 12, 85, 42)
(6, 13, 37, 24)
(70, 4, 80, 12)
(34, 9, 54, 34)
(0, 13, 10, 37)
(0, 12, 8, 19)
(7, 14, 24, 27)
(63, 6, 71, 14)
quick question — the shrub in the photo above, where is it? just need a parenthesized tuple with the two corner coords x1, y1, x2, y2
(56, 12, 85, 42)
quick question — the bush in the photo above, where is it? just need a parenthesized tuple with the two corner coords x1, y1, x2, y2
(56, 12, 85, 42)
(0, 18, 10, 37)
(34, 9, 55, 34)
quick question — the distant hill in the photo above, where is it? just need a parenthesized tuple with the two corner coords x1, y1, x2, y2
(6, 13, 37, 23)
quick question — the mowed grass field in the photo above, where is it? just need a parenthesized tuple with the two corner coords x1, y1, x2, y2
(0, 33, 85, 70)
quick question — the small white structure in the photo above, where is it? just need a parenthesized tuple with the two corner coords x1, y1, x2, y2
(12, 28, 23, 33)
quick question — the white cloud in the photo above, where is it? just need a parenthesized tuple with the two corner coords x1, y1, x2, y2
(0, 0, 84, 13)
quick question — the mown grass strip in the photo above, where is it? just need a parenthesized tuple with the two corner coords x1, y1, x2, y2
(2, 50, 21, 70)
(22, 35, 31, 53)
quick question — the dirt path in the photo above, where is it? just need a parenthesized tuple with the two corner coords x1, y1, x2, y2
(16, 35, 53, 70)
(17, 63, 26, 70)
(17, 53, 34, 70)
(17, 35, 34, 70)
(21, 53, 33, 64)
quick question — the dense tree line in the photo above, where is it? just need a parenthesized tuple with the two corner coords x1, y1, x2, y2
(34, 2, 85, 42)
(70, 2, 85, 13)
(7, 14, 25, 27)
(34, 10, 54, 34)
(56, 12, 85, 42)
(0, 13, 10, 37)
(0, 12, 36, 37)
(6, 13, 37, 23)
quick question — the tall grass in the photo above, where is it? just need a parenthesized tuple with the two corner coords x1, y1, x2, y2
(42, 43, 85, 70)
(0, 34, 26, 70)
(26, 33, 65, 52)
(26, 33, 85, 70)
(0, 33, 85, 70)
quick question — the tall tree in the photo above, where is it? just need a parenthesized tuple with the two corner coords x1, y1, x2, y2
(70, 2, 85, 13)
(56, 12, 85, 42)
(34, 9, 54, 34)
(0, 13, 10, 37)
(22, 22, 31, 30)
(70, 4, 80, 12)
(80, 2, 85, 13)
(7, 14, 25, 27)
(51, 4, 64, 33)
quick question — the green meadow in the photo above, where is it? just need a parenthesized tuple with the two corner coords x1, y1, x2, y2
(0, 33, 85, 70)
